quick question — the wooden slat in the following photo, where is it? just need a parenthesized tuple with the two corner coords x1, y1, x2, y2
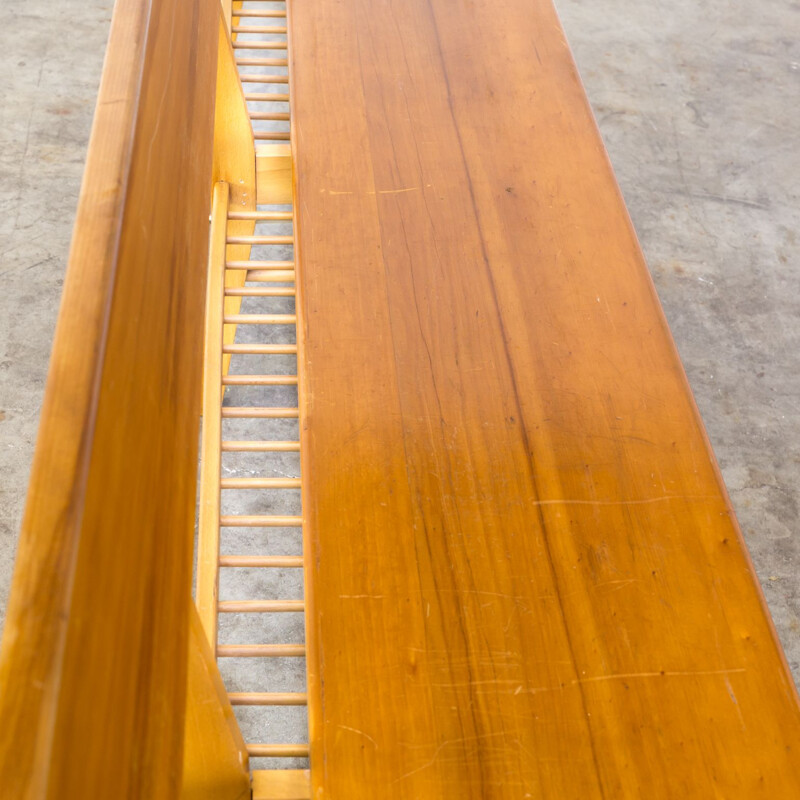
(240, 75, 290, 84)
(251, 769, 311, 800)
(195, 182, 229, 653)
(227, 210, 293, 220)
(221, 439, 300, 451)
(290, 0, 800, 796)
(225, 263, 295, 272)
(228, 693, 307, 706)
(231, 10, 286, 18)
(222, 341, 297, 352)
(224, 289, 296, 298)
(0, 0, 219, 795)
(223, 313, 297, 323)
(254, 131, 291, 141)
(233, 41, 288, 50)
(227, 235, 293, 245)
(221, 407, 299, 418)
(220, 477, 301, 489)
(220, 515, 302, 527)
(217, 643, 305, 657)
(247, 745, 309, 759)
(218, 556, 304, 569)
(218, 600, 304, 613)
(232, 26, 288, 34)
(235, 57, 288, 67)
(246, 93, 290, 101)
(222, 375, 298, 386)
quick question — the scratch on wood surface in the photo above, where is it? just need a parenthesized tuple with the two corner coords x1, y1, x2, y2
(573, 668, 746, 685)
(337, 725, 378, 749)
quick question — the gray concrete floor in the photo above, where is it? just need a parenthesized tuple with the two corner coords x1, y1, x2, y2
(1, 0, 799, 755)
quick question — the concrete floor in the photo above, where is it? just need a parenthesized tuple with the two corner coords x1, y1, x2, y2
(1, 0, 799, 746)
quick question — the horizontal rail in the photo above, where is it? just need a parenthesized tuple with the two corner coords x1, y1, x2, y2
(250, 112, 291, 121)
(226, 261, 294, 270)
(222, 342, 297, 353)
(227, 211, 293, 220)
(247, 744, 310, 759)
(218, 555, 304, 568)
(232, 26, 287, 34)
(223, 313, 297, 324)
(221, 440, 300, 451)
(233, 41, 289, 50)
(245, 93, 290, 102)
(239, 75, 290, 84)
(218, 600, 305, 613)
(235, 57, 288, 67)
(232, 10, 287, 18)
(224, 288, 296, 298)
(229, 693, 307, 706)
(217, 643, 305, 657)
(220, 515, 303, 527)
(253, 131, 291, 141)
(246, 270, 295, 282)
(221, 407, 299, 418)
(222, 375, 298, 386)
(220, 477, 301, 489)
(227, 235, 293, 245)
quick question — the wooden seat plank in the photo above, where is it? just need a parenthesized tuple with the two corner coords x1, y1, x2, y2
(290, 0, 800, 796)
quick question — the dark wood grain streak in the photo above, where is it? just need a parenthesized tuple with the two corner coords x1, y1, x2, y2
(290, 0, 800, 796)
(0, 0, 218, 797)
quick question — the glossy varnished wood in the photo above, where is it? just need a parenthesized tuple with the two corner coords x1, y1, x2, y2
(0, 0, 218, 796)
(290, 0, 800, 796)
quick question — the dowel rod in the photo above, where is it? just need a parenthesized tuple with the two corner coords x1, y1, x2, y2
(223, 314, 297, 324)
(229, 693, 307, 706)
(227, 210, 293, 220)
(233, 41, 288, 50)
(220, 515, 302, 527)
(221, 407, 299, 418)
(222, 375, 298, 386)
(220, 477, 301, 489)
(218, 644, 305, 657)
(218, 556, 304, 568)
(247, 744, 309, 759)
(224, 289, 296, 298)
(226, 260, 294, 269)
(222, 342, 297, 353)
(227, 235, 293, 245)
(218, 600, 304, 613)
(221, 439, 300, 451)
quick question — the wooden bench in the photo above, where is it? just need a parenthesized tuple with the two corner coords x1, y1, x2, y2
(1, 0, 799, 796)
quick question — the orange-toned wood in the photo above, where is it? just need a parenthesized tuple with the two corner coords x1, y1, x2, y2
(0, 0, 218, 797)
(290, 0, 800, 796)
(196, 182, 229, 651)
(211, 11, 256, 375)
(181, 607, 250, 800)
(251, 769, 311, 800)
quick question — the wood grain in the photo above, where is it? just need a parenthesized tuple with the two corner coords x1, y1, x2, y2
(196, 182, 229, 652)
(0, 0, 218, 796)
(211, 12, 257, 376)
(181, 606, 250, 800)
(290, 0, 800, 796)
